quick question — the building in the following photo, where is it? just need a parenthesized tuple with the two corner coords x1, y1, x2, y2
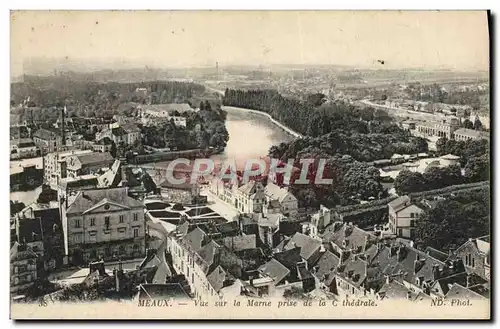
(415, 117, 460, 139)
(232, 180, 267, 214)
(33, 128, 64, 153)
(92, 137, 114, 153)
(96, 123, 141, 146)
(61, 187, 146, 265)
(65, 152, 114, 179)
(158, 180, 201, 205)
(439, 154, 461, 167)
(14, 201, 64, 270)
(453, 236, 490, 281)
(10, 138, 38, 160)
(43, 149, 94, 188)
(264, 182, 298, 218)
(166, 226, 243, 300)
(10, 242, 39, 294)
(401, 120, 416, 131)
(453, 128, 489, 142)
(141, 103, 193, 118)
(388, 196, 424, 239)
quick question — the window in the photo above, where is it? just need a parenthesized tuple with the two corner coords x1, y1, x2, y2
(410, 213, 414, 218)
(104, 217, 110, 230)
(90, 218, 96, 226)
(472, 257, 475, 268)
(74, 219, 81, 228)
(133, 228, 139, 238)
(410, 220, 415, 227)
(119, 215, 124, 223)
(105, 246, 111, 257)
(133, 213, 138, 221)
(118, 245, 125, 255)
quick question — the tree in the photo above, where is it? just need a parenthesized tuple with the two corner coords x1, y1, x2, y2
(473, 117, 483, 130)
(37, 184, 57, 204)
(110, 141, 117, 158)
(414, 189, 489, 251)
(462, 119, 474, 129)
(394, 170, 428, 195)
(464, 155, 489, 183)
(10, 201, 26, 216)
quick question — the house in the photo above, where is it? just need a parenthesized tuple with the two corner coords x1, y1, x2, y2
(10, 138, 38, 160)
(61, 187, 146, 265)
(166, 225, 243, 300)
(96, 123, 141, 146)
(232, 180, 267, 214)
(278, 232, 322, 268)
(259, 248, 315, 295)
(322, 222, 378, 258)
(141, 103, 193, 118)
(453, 236, 490, 281)
(65, 152, 114, 179)
(33, 128, 64, 153)
(14, 201, 64, 270)
(264, 182, 298, 218)
(93, 137, 114, 153)
(311, 250, 340, 293)
(10, 242, 39, 294)
(43, 149, 94, 189)
(388, 196, 424, 239)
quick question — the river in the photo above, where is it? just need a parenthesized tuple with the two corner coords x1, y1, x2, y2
(213, 106, 295, 162)
(150, 106, 295, 168)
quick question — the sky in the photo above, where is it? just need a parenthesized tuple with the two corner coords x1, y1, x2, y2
(10, 11, 490, 76)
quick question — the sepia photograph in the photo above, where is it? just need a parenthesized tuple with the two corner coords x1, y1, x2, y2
(8, 10, 491, 320)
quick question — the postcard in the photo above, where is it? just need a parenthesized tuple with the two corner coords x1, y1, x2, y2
(9, 10, 491, 320)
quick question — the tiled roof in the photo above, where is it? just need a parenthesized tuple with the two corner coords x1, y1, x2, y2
(238, 181, 256, 195)
(137, 283, 190, 300)
(265, 182, 293, 203)
(33, 128, 60, 141)
(207, 265, 234, 293)
(445, 283, 487, 300)
(259, 258, 290, 285)
(314, 250, 340, 283)
(182, 227, 207, 251)
(66, 187, 143, 214)
(285, 233, 322, 261)
(388, 196, 411, 212)
(74, 152, 114, 166)
(323, 223, 377, 252)
(121, 123, 141, 133)
(197, 240, 220, 268)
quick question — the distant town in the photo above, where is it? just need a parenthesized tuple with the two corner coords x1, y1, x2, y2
(10, 66, 490, 305)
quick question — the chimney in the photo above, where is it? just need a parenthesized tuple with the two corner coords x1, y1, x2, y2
(385, 276, 391, 284)
(396, 246, 405, 262)
(432, 264, 440, 280)
(466, 275, 473, 288)
(61, 106, 66, 146)
(114, 269, 120, 292)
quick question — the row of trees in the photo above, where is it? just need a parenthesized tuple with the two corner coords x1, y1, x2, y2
(269, 130, 427, 163)
(414, 187, 490, 251)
